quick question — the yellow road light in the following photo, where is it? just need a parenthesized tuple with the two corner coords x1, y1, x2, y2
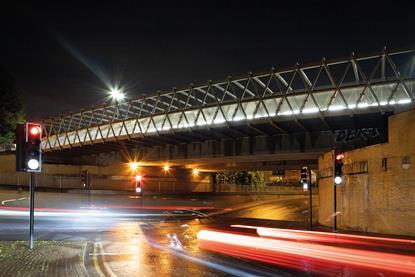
(129, 162, 139, 171)
(192, 168, 200, 176)
(163, 164, 170, 172)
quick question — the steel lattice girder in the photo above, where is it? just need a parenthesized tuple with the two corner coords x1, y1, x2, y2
(41, 48, 415, 151)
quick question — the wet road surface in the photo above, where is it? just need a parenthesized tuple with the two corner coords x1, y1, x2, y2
(0, 191, 312, 276)
(1, 190, 413, 276)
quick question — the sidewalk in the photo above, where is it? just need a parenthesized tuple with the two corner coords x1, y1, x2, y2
(0, 241, 87, 277)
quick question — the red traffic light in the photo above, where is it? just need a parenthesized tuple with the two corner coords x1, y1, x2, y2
(27, 123, 42, 140)
(30, 126, 40, 136)
(336, 153, 344, 160)
(135, 175, 142, 182)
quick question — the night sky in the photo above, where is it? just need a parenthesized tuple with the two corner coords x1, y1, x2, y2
(2, 1, 414, 120)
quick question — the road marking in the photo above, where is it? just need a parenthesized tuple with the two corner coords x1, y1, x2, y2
(1, 199, 16, 205)
(1, 198, 26, 205)
(89, 252, 138, 256)
(93, 242, 106, 277)
(98, 241, 117, 277)
(93, 241, 118, 277)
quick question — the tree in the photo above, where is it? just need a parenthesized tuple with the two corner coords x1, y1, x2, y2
(0, 70, 25, 144)
(215, 171, 265, 187)
(247, 171, 264, 187)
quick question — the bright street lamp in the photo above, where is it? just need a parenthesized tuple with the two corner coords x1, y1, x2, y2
(109, 88, 125, 102)
(129, 162, 139, 171)
(192, 168, 200, 176)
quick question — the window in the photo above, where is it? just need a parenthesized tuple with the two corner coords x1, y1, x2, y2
(382, 158, 387, 171)
(349, 161, 368, 175)
(402, 156, 411, 165)
(272, 169, 285, 176)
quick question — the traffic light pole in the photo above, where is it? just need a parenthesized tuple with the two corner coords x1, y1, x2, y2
(334, 182, 337, 232)
(87, 172, 91, 207)
(29, 172, 35, 249)
(309, 170, 312, 230)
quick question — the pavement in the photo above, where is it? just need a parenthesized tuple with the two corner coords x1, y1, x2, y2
(0, 189, 413, 276)
(0, 241, 87, 277)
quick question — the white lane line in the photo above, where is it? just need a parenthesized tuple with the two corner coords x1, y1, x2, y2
(89, 252, 138, 256)
(1, 197, 26, 205)
(1, 199, 17, 205)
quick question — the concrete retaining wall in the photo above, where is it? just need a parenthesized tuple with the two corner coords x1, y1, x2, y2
(0, 154, 212, 193)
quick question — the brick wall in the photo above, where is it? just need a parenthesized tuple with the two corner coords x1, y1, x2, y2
(318, 108, 415, 236)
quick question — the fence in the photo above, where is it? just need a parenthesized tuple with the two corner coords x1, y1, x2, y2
(214, 184, 313, 194)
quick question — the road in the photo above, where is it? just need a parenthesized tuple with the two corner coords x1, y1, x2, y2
(0, 189, 414, 276)
(0, 189, 312, 276)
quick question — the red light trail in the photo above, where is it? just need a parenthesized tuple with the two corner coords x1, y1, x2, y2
(197, 229, 415, 276)
(232, 224, 415, 250)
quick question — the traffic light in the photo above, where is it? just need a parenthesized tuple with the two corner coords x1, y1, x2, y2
(334, 150, 344, 185)
(16, 123, 42, 172)
(135, 174, 142, 193)
(300, 166, 309, 191)
(300, 166, 308, 184)
(81, 170, 89, 188)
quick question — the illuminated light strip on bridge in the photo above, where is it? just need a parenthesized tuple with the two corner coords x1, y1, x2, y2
(41, 48, 415, 151)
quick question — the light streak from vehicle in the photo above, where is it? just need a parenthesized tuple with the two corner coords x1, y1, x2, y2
(197, 229, 415, 276)
(231, 224, 415, 249)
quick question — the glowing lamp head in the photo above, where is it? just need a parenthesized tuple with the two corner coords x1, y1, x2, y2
(163, 164, 170, 172)
(336, 153, 344, 160)
(334, 176, 343, 185)
(129, 162, 139, 171)
(192, 168, 200, 176)
(27, 159, 39, 170)
(135, 175, 142, 182)
(109, 88, 125, 101)
(30, 126, 40, 136)
(135, 186, 142, 193)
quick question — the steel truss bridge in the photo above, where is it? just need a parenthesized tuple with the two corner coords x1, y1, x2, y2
(41, 48, 415, 156)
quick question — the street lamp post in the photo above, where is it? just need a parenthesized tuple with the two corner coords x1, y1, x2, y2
(135, 174, 142, 211)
